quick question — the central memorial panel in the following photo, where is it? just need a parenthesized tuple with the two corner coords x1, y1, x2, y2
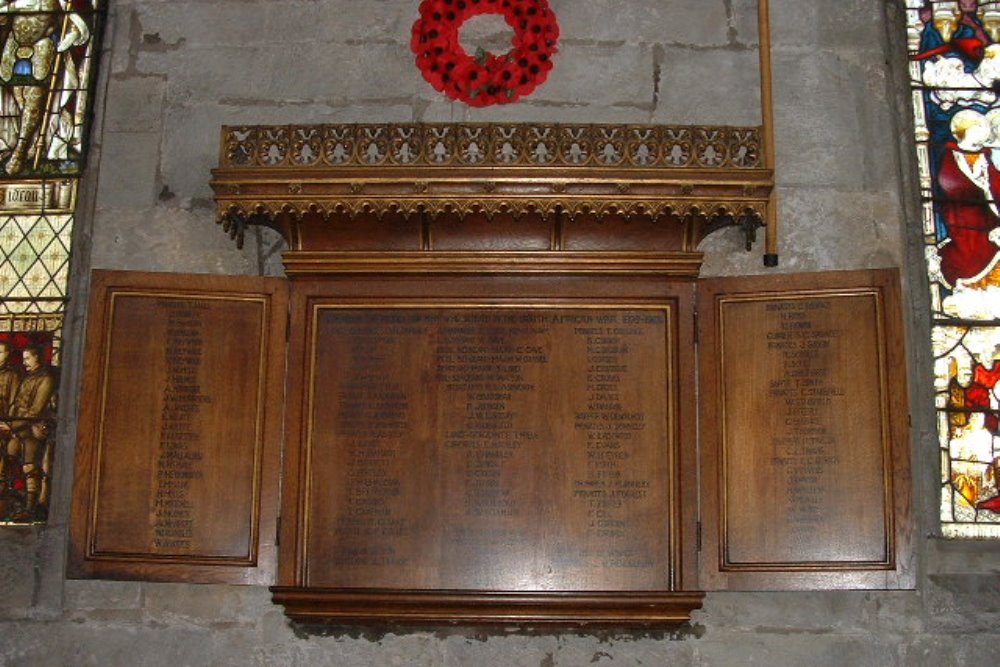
(303, 306, 676, 591)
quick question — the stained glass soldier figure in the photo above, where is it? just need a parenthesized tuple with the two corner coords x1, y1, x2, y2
(0, 344, 56, 520)
(0, 340, 19, 506)
(0, 340, 19, 417)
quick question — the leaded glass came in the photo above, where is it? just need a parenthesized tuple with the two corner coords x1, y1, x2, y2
(908, 0, 1000, 538)
(0, 0, 101, 524)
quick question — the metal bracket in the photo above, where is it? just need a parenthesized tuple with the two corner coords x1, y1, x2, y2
(736, 210, 765, 252)
(221, 210, 248, 249)
(699, 209, 766, 253)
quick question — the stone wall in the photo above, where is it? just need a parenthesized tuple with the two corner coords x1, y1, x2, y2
(3, 1, 999, 665)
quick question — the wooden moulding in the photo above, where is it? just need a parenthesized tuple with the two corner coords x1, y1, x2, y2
(209, 123, 773, 257)
(270, 589, 706, 627)
(280, 250, 706, 278)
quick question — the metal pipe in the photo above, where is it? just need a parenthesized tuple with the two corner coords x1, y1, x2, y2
(758, 0, 779, 267)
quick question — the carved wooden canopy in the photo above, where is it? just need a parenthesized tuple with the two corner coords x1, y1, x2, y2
(210, 123, 774, 277)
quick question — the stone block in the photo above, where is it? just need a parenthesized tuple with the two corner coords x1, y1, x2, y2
(455, 101, 652, 125)
(926, 542, 1000, 581)
(125, 0, 411, 55)
(4, 618, 296, 666)
(441, 633, 561, 667)
(260, 41, 421, 104)
(862, 591, 926, 636)
(132, 1, 271, 49)
(770, 48, 896, 192)
(455, 13, 519, 55)
(694, 633, 900, 667)
(0, 532, 37, 615)
(70, 623, 215, 667)
(699, 185, 903, 278)
(204, 625, 308, 666)
(901, 633, 1000, 666)
(108, 3, 135, 75)
(923, 574, 1000, 634)
(778, 186, 902, 270)
(527, 43, 651, 107)
(89, 207, 255, 275)
(256, 608, 292, 645)
(158, 104, 237, 202)
(769, 0, 887, 53)
(729, 0, 761, 47)
(696, 591, 874, 634)
(32, 525, 74, 619)
(542, 635, 696, 667)
(898, 635, 960, 667)
(63, 580, 142, 611)
(316, 103, 418, 123)
(697, 222, 775, 278)
(0, 622, 38, 662)
(653, 46, 761, 125)
(255, 226, 288, 277)
(553, 0, 730, 47)
(141, 582, 272, 627)
(94, 131, 160, 209)
(276, 0, 410, 46)
(104, 76, 166, 133)
(136, 45, 271, 102)
(295, 632, 447, 667)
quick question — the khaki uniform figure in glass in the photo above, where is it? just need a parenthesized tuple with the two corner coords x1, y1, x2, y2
(0, 340, 20, 418)
(0, 0, 89, 175)
(0, 344, 55, 518)
(0, 340, 21, 493)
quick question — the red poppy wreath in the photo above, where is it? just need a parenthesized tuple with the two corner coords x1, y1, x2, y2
(411, 0, 559, 107)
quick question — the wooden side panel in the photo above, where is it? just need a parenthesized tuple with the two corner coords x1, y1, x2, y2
(698, 269, 913, 590)
(68, 270, 287, 584)
(276, 275, 701, 623)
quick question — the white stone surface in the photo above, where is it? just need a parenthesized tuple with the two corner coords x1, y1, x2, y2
(104, 76, 167, 133)
(654, 47, 761, 125)
(553, 0, 731, 47)
(94, 131, 161, 209)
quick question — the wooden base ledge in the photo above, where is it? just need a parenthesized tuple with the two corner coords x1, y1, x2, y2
(270, 588, 705, 627)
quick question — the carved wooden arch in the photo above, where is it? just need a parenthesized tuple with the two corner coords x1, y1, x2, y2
(210, 123, 773, 279)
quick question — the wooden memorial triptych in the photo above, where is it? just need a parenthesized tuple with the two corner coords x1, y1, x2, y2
(69, 265, 913, 624)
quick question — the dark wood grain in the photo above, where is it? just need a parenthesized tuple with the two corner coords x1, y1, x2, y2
(697, 269, 914, 590)
(277, 273, 701, 624)
(68, 270, 287, 584)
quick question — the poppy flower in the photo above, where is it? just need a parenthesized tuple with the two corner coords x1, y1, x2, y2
(411, 0, 558, 106)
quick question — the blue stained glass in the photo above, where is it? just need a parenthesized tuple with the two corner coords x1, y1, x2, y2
(0, 1, 102, 525)
(908, 0, 1000, 537)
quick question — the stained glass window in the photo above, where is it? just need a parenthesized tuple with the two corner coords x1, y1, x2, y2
(0, 1, 102, 524)
(908, 0, 1000, 538)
